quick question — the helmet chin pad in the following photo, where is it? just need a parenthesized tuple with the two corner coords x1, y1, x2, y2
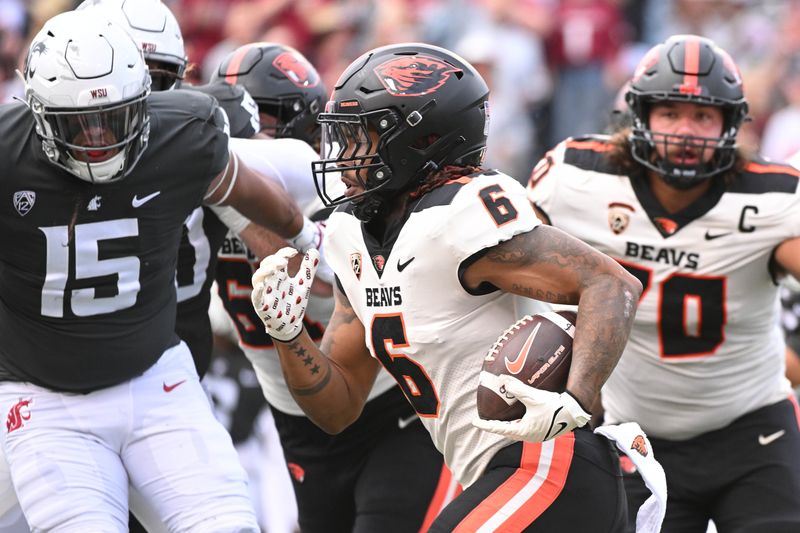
(65, 150, 126, 183)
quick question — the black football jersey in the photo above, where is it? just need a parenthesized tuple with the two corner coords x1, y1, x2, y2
(0, 90, 228, 391)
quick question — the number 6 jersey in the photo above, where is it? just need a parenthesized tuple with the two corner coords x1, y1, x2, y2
(528, 136, 800, 440)
(325, 171, 540, 487)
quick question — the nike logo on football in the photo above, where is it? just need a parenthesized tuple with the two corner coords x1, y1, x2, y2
(162, 380, 186, 393)
(704, 230, 732, 240)
(132, 191, 161, 208)
(397, 257, 415, 272)
(398, 414, 418, 429)
(505, 322, 541, 375)
(758, 429, 785, 446)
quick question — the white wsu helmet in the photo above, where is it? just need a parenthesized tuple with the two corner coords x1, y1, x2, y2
(24, 10, 151, 183)
(78, 0, 187, 90)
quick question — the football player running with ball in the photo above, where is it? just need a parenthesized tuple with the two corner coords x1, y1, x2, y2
(528, 34, 800, 532)
(250, 43, 652, 532)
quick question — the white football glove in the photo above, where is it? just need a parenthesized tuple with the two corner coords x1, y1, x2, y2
(473, 374, 591, 442)
(288, 217, 334, 286)
(251, 246, 319, 342)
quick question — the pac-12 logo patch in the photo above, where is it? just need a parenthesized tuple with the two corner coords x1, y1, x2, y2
(374, 55, 460, 97)
(607, 202, 635, 235)
(350, 252, 362, 280)
(13, 190, 36, 216)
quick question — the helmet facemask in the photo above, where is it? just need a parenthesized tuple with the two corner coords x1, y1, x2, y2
(29, 91, 150, 184)
(628, 94, 746, 188)
(256, 94, 321, 145)
(146, 58, 185, 91)
(313, 110, 395, 221)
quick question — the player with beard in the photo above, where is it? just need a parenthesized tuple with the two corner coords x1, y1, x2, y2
(248, 43, 663, 532)
(0, 10, 315, 531)
(528, 34, 800, 532)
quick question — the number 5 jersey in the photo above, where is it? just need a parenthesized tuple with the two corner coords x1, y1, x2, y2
(528, 136, 800, 440)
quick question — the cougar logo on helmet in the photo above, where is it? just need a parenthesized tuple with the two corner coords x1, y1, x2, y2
(273, 51, 320, 88)
(25, 41, 47, 78)
(374, 55, 459, 97)
(631, 434, 649, 457)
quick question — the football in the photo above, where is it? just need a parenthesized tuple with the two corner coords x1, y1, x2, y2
(477, 310, 577, 421)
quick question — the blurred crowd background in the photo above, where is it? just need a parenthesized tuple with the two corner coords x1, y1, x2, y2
(5, 0, 800, 183)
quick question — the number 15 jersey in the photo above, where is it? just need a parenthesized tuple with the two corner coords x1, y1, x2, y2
(325, 171, 540, 487)
(528, 137, 800, 440)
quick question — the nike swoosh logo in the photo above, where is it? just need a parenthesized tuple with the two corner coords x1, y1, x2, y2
(704, 230, 732, 241)
(546, 421, 569, 440)
(163, 380, 186, 393)
(398, 414, 418, 429)
(132, 191, 161, 208)
(397, 257, 415, 272)
(505, 322, 541, 375)
(758, 429, 786, 446)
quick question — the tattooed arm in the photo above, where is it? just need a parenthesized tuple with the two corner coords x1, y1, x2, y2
(461, 225, 642, 410)
(273, 285, 381, 434)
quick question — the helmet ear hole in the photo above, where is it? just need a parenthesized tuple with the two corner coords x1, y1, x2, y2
(410, 134, 440, 151)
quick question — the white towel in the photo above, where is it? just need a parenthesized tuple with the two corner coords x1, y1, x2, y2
(595, 423, 667, 533)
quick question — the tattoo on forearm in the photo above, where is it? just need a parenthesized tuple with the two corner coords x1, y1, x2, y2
(511, 283, 571, 303)
(285, 340, 333, 396)
(568, 276, 638, 406)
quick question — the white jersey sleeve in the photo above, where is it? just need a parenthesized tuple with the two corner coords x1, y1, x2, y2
(229, 137, 320, 213)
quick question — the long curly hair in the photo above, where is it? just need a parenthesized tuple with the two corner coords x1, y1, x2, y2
(410, 164, 482, 199)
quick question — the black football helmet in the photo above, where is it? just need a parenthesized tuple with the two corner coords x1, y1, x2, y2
(212, 43, 326, 145)
(626, 34, 748, 188)
(312, 42, 490, 222)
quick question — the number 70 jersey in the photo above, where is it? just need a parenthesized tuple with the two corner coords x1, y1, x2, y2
(324, 171, 540, 487)
(528, 137, 800, 440)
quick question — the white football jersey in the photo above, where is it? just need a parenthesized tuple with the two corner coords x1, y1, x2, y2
(528, 137, 800, 440)
(325, 171, 540, 487)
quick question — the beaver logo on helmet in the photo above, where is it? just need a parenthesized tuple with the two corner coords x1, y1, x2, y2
(374, 55, 459, 97)
(273, 51, 320, 88)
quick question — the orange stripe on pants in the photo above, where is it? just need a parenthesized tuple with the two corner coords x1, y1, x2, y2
(419, 463, 462, 533)
(452, 433, 575, 533)
(788, 393, 800, 429)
